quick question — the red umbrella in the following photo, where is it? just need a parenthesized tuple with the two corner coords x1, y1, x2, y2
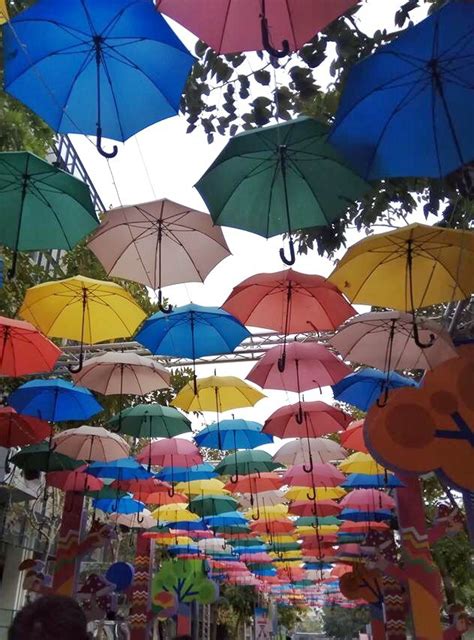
(264, 401, 350, 438)
(111, 477, 163, 495)
(288, 500, 341, 517)
(46, 467, 103, 492)
(0, 316, 61, 377)
(224, 472, 283, 494)
(137, 438, 202, 468)
(340, 489, 396, 511)
(340, 419, 368, 453)
(339, 521, 389, 533)
(144, 491, 188, 506)
(251, 520, 295, 535)
(0, 407, 51, 448)
(283, 463, 345, 488)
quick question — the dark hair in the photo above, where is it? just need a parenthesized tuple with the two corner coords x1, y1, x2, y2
(8, 595, 89, 640)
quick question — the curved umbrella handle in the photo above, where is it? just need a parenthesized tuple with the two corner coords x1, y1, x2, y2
(158, 290, 173, 314)
(413, 321, 436, 350)
(376, 386, 390, 409)
(109, 421, 122, 434)
(96, 126, 118, 159)
(68, 348, 85, 374)
(251, 505, 261, 522)
(136, 512, 144, 524)
(279, 238, 296, 266)
(302, 454, 314, 474)
(167, 485, 175, 497)
(295, 404, 304, 425)
(261, 15, 290, 58)
(306, 486, 317, 502)
(229, 471, 239, 484)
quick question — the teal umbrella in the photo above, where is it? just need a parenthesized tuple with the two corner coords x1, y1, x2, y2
(11, 441, 84, 472)
(0, 152, 98, 276)
(188, 495, 239, 517)
(215, 449, 280, 482)
(107, 403, 192, 438)
(196, 117, 370, 265)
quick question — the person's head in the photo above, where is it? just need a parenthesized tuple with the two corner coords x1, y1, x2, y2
(8, 595, 89, 640)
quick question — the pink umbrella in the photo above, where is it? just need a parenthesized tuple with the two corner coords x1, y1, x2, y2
(71, 352, 170, 395)
(273, 439, 347, 471)
(340, 489, 396, 511)
(263, 401, 350, 438)
(288, 500, 341, 517)
(88, 198, 230, 311)
(46, 466, 104, 492)
(53, 426, 130, 462)
(247, 341, 351, 394)
(137, 437, 203, 468)
(283, 463, 345, 488)
(156, 0, 358, 56)
(329, 311, 458, 372)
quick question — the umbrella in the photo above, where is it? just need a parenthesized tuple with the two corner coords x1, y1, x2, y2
(0, 151, 98, 276)
(8, 379, 102, 421)
(339, 420, 367, 453)
(205, 512, 248, 528)
(215, 450, 281, 481)
(0, 316, 61, 376)
(19, 275, 146, 371)
(238, 491, 286, 509)
(53, 426, 129, 462)
(137, 438, 202, 475)
(88, 198, 230, 306)
(196, 117, 369, 265)
(195, 419, 273, 450)
(110, 511, 156, 530)
(224, 473, 282, 494)
(86, 458, 153, 481)
(285, 486, 346, 502)
(247, 342, 351, 395)
(156, 0, 358, 56)
(11, 442, 83, 472)
(175, 479, 228, 496)
(332, 368, 417, 411)
(273, 439, 346, 471)
(263, 401, 350, 439)
(71, 352, 170, 396)
(328, 224, 474, 348)
(0, 407, 51, 448)
(144, 490, 189, 507)
(340, 490, 395, 511)
(135, 304, 250, 384)
(289, 500, 341, 518)
(341, 473, 403, 489)
(94, 497, 145, 515)
(330, 1, 474, 179)
(156, 463, 217, 483)
(171, 376, 265, 414)
(153, 504, 200, 523)
(330, 311, 458, 372)
(46, 467, 103, 492)
(4, 0, 194, 158)
(339, 509, 393, 523)
(107, 404, 191, 439)
(189, 495, 239, 517)
(339, 453, 386, 476)
(282, 463, 345, 488)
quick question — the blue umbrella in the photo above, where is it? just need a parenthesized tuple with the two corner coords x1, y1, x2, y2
(330, 1, 474, 179)
(86, 458, 153, 480)
(8, 379, 102, 421)
(341, 473, 404, 489)
(156, 463, 217, 482)
(94, 496, 145, 514)
(194, 419, 273, 450)
(167, 520, 208, 532)
(3, 0, 194, 158)
(205, 512, 248, 527)
(332, 368, 417, 411)
(339, 509, 393, 523)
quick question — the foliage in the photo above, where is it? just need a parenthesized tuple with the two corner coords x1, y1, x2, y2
(322, 604, 370, 640)
(276, 603, 308, 632)
(216, 585, 258, 637)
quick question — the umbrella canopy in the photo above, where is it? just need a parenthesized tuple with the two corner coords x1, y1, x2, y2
(225, 473, 283, 495)
(263, 401, 350, 439)
(330, 1, 474, 179)
(223, 269, 355, 333)
(284, 487, 346, 501)
(4, 0, 194, 157)
(175, 479, 228, 496)
(107, 404, 191, 439)
(46, 467, 103, 492)
(8, 379, 102, 421)
(94, 497, 145, 515)
(247, 342, 351, 392)
(110, 511, 156, 530)
(273, 439, 347, 467)
(86, 458, 153, 480)
(339, 453, 386, 476)
(196, 118, 369, 264)
(137, 438, 203, 468)
(171, 376, 265, 412)
(341, 473, 403, 489)
(71, 352, 170, 395)
(330, 311, 458, 371)
(0, 151, 97, 274)
(53, 426, 129, 462)
(156, 0, 358, 55)
(328, 224, 474, 312)
(238, 491, 286, 509)
(195, 419, 273, 450)
(156, 463, 217, 482)
(282, 463, 345, 488)
(11, 442, 83, 472)
(216, 450, 281, 478)
(289, 500, 341, 518)
(332, 368, 417, 411)
(189, 495, 239, 517)
(0, 316, 61, 377)
(340, 420, 368, 454)
(0, 407, 51, 448)
(88, 199, 229, 293)
(340, 490, 395, 511)
(153, 504, 200, 523)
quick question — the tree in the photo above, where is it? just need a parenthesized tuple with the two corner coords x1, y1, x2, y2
(276, 603, 308, 634)
(180, 0, 473, 256)
(322, 605, 370, 640)
(215, 585, 258, 639)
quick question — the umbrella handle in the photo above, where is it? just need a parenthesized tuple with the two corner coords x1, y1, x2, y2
(277, 351, 286, 373)
(260, 15, 290, 59)
(229, 471, 239, 484)
(158, 290, 173, 314)
(96, 126, 118, 159)
(302, 455, 314, 474)
(376, 386, 390, 408)
(251, 505, 261, 521)
(412, 320, 436, 350)
(295, 405, 304, 425)
(306, 486, 317, 501)
(136, 512, 144, 524)
(68, 348, 85, 374)
(279, 238, 296, 266)
(167, 485, 175, 497)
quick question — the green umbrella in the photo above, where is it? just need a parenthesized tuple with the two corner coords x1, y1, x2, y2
(0, 151, 98, 276)
(215, 450, 280, 481)
(196, 117, 370, 265)
(86, 486, 129, 500)
(107, 403, 192, 438)
(189, 494, 239, 517)
(295, 516, 341, 527)
(11, 441, 84, 472)
(269, 542, 301, 552)
(227, 537, 264, 547)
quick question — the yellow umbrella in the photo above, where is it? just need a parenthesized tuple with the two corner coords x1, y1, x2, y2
(171, 375, 265, 412)
(20, 275, 146, 370)
(329, 223, 474, 311)
(339, 452, 386, 475)
(296, 525, 339, 536)
(284, 486, 346, 501)
(0, 0, 9, 24)
(247, 504, 288, 520)
(262, 534, 298, 544)
(152, 504, 199, 522)
(175, 479, 229, 496)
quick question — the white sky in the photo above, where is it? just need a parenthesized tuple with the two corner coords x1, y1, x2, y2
(71, 0, 427, 437)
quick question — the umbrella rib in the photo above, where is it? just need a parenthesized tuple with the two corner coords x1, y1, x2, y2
(264, 157, 282, 238)
(98, 49, 126, 143)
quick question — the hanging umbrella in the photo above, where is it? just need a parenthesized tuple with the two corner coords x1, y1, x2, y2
(110, 511, 156, 530)
(135, 305, 250, 383)
(340, 490, 395, 511)
(330, 311, 458, 372)
(215, 450, 280, 481)
(156, 463, 217, 483)
(88, 199, 230, 308)
(8, 379, 102, 421)
(137, 438, 202, 475)
(328, 224, 474, 348)
(195, 419, 273, 450)
(189, 495, 239, 517)
(238, 491, 286, 509)
(71, 352, 170, 396)
(144, 491, 188, 506)
(4, 0, 194, 158)
(341, 473, 403, 489)
(205, 512, 248, 528)
(19, 275, 146, 371)
(107, 403, 191, 439)
(157, 0, 358, 56)
(273, 439, 346, 472)
(0, 407, 51, 448)
(247, 341, 351, 393)
(196, 117, 369, 265)
(284, 487, 346, 501)
(171, 376, 265, 415)
(282, 463, 345, 488)
(224, 473, 283, 494)
(263, 401, 350, 439)
(289, 500, 341, 518)
(46, 467, 103, 492)
(86, 458, 153, 481)
(339, 420, 367, 454)
(332, 368, 418, 411)
(94, 496, 145, 515)
(330, 1, 474, 179)
(339, 509, 393, 523)
(175, 479, 228, 497)
(11, 441, 83, 472)
(53, 426, 129, 462)
(0, 316, 61, 376)
(339, 453, 386, 476)
(152, 504, 200, 523)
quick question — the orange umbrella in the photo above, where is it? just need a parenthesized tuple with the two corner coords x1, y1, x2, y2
(340, 420, 368, 453)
